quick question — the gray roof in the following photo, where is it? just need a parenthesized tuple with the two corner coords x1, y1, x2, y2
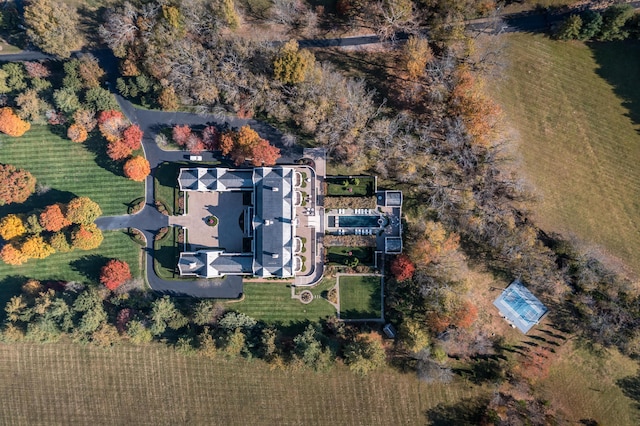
(178, 250, 252, 278)
(493, 281, 548, 333)
(178, 168, 252, 191)
(252, 167, 294, 278)
(385, 191, 403, 207)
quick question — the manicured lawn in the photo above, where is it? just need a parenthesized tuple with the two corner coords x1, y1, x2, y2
(0, 125, 143, 216)
(338, 275, 382, 320)
(0, 342, 489, 425)
(326, 176, 375, 197)
(230, 279, 336, 324)
(153, 226, 180, 280)
(486, 34, 640, 275)
(327, 246, 374, 266)
(0, 231, 142, 317)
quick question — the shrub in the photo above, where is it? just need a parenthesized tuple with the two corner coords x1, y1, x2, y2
(123, 156, 150, 181)
(67, 123, 88, 143)
(0, 107, 30, 137)
(0, 214, 26, 240)
(0, 164, 36, 205)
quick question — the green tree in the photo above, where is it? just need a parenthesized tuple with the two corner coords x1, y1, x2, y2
(2, 63, 27, 92)
(16, 89, 45, 122)
(274, 40, 315, 84)
(221, 328, 247, 358)
(85, 87, 119, 112)
(218, 311, 257, 331)
(73, 288, 107, 335)
(599, 4, 634, 41)
(556, 15, 582, 40)
(127, 320, 153, 344)
(579, 10, 603, 40)
(293, 324, 333, 371)
(65, 197, 102, 224)
(343, 335, 387, 376)
(24, 0, 82, 58)
(399, 320, 430, 354)
(150, 296, 187, 335)
(53, 87, 81, 114)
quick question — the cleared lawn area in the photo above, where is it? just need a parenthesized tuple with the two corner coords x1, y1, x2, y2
(0, 231, 142, 316)
(0, 125, 143, 216)
(339, 275, 382, 319)
(0, 342, 489, 425)
(487, 34, 640, 275)
(231, 279, 336, 324)
(153, 227, 180, 280)
(538, 344, 638, 425)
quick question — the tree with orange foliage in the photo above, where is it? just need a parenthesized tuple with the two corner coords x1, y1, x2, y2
(123, 156, 150, 181)
(250, 139, 280, 166)
(122, 124, 143, 150)
(67, 123, 88, 143)
(0, 214, 26, 241)
(0, 164, 36, 205)
(453, 300, 478, 329)
(0, 244, 28, 265)
(97, 110, 127, 142)
(71, 223, 103, 250)
(39, 204, 71, 232)
(73, 109, 97, 132)
(100, 259, 131, 290)
(21, 235, 55, 259)
(390, 254, 416, 282)
(172, 124, 191, 147)
(219, 132, 235, 155)
(450, 67, 501, 146)
(0, 107, 30, 137)
(409, 220, 460, 266)
(65, 197, 102, 224)
(107, 140, 133, 160)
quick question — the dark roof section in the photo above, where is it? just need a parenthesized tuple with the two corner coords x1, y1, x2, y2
(252, 167, 294, 277)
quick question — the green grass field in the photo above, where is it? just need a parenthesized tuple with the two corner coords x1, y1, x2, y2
(0, 342, 489, 425)
(338, 275, 382, 319)
(153, 226, 180, 279)
(0, 231, 142, 315)
(538, 344, 639, 425)
(230, 279, 336, 324)
(0, 125, 143, 216)
(327, 246, 374, 266)
(326, 176, 375, 197)
(487, 35, 640, 275)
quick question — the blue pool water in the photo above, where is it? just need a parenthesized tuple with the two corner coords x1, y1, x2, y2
(334, 215, 383, 228)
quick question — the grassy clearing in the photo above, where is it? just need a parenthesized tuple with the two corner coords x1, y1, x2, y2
(339, 275, 382, 319)
(537, 344, 639, 425)
(0, 125, 143, 216)
(0, 231, 142, 314)
(486, 35, 640, 275)
(230, 280, 336, 324)
(0, 342, 489, 425)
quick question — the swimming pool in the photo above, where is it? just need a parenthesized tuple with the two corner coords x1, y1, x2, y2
(332, 215, 384, 228)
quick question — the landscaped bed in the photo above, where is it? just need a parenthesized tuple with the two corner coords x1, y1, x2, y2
(338, 275, 382, 320)
(325, 176, 375, 197)
(326, 246, 374, 267)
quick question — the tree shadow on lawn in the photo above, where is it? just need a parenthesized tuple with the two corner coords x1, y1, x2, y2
(617, 372, 640, 411)
(70, 254, 111, 284)
(0, 275, 28, 321)
(0, 188, 76, 217)
(590, 40, 640, 133)
(83, 131, 126, 176)
(425, 396, 490, 426)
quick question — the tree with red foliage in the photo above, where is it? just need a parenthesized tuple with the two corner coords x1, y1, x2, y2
(100, 259, 131, 290)
(0, 107, 30, 137)
(453, 300, 478, 329)
(202, 126, 219, 150)
(123, 156, 150, 181)
(122, 124, 143, 150)
(107, 140, 132, 160)
(116, 308, 133, 333)
(0, 244, 28, 265)
(24, 61, 51, 79)
(186, 134, 204, 154)
(390, 254, 416, 282)
(67, 123, 88, 143)
(70, 223, 103, 250)
(97, 110, 127, 142)
(65, 197, 102, 224)
(250, 139, 280, 166)
(39, 204, 71, 232)
(0, 164, 36, 205)
(172, 124, 191, 147)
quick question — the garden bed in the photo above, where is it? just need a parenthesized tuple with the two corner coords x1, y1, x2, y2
(326, 246, 374, 267)
(325, 176, 375, 197)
